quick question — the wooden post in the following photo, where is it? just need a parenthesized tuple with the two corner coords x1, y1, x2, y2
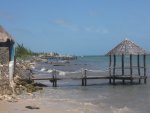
(82, 69, 84, 86)
(137, 54, 141, 84)
(52, 70, 55, 87)
(82, 78, 84, 86)
(122, 54, 125, 84)
(54, 70, 57, 87)
(113, 55, 116, 85)
(84, 69, 87, 86)
(144, 54, 147, 84)
(109, 55, 112, 84)
(130, 54, 133, 84)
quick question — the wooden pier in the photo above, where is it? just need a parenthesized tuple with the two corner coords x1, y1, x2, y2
(32, 39, 148, 87)
(31, 68, 147, 87)
(31, 75, 147, 87)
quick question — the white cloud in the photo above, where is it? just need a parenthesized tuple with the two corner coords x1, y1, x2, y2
(51, 19, 109, 34)
(53, 19, 70, 27)
(84, 26, 109, 34)
(52, 19, 81, 32)
(96, 28, 109, 34)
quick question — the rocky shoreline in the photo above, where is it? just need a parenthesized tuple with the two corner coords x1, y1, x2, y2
(0, 57, 44, 101)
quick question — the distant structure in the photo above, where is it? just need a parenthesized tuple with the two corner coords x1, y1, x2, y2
(0, 25, 15, 80)
(106, 38, 148, 84)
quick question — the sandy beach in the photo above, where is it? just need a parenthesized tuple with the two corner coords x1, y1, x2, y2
(0, 96, 101, 113)
(0, 91, 99, 113)
(0, 98, 74, 113)
(0, 96, 136, 113)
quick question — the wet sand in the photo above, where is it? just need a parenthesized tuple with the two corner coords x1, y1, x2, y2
(0, 99, 72, 113)
(0, 97, 92, 113)
(0, 94, 135, 113)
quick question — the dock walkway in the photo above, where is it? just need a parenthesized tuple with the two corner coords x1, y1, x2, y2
(31, 69, 147, 87)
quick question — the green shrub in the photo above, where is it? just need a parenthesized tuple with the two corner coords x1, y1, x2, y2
(15, 43, 33, 59)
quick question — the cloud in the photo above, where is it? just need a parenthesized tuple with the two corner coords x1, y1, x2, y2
(97, 28, 109, 34)
(53, 19, 70, 27)
(51, 19, 109, 34)
(84, 26, 109, 34)
(52, 19, 80, 32)
(84, 27, 93, 32)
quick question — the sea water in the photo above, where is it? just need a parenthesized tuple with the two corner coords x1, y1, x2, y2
(32, 55, 150, 113)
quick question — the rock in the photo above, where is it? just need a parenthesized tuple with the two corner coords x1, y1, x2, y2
(25, 106, 40, 109)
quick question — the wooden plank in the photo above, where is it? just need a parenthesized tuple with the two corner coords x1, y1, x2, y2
(32, 78, 61, 80)
(31, 75, 146, 81)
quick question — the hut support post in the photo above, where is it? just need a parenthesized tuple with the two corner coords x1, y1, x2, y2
(109, 55, 112, 84)
(137, 54, 141, 84)
(144, 54, 147, 84)
(113, 55, 116, 85)
(122, 54, 125, 84)
(130, 54, 133, 84)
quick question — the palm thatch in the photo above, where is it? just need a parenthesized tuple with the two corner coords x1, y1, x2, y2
(106, 38, 148, 55)
(0, 25, 14, 43)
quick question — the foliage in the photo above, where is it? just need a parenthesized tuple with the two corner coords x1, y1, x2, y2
(15, 43, 33, 59)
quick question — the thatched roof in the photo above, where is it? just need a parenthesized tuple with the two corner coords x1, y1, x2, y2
(106, 38, 148, 55)
(0, 25, 14, 43)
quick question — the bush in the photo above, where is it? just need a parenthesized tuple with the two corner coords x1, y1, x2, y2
(15, 43, 33, 59)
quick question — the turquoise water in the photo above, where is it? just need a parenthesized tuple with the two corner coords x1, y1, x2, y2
(32, 55, 150, 113)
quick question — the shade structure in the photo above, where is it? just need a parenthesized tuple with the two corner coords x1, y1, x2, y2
(106, 38, 148, 85)
(106, 38, 148, 55)
(0, 25, 14, 44)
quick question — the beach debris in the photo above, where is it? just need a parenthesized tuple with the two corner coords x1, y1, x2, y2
(25, 105, 40, 110)
(0, 94, 17, 102)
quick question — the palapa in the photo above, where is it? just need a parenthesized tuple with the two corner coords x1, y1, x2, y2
(106, 38, 148, 55)
(0, 25, 14, 43)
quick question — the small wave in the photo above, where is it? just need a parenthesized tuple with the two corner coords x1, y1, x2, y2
(110, 106, 134, 113)
(47, 69, 53, 73)
(59, 71, 66, 76)
(40, 67, 46, 71)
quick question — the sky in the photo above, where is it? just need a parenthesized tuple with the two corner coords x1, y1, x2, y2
(0, 0, 150, 55)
